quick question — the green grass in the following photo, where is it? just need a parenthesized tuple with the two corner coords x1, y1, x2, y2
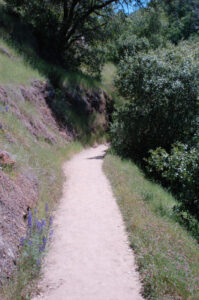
(0, 34, 101, 91)
(103, 153, 199, 300)
(0, 39, 44, 85)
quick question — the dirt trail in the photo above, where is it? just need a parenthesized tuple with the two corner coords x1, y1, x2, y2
(33, 145, 143, 300)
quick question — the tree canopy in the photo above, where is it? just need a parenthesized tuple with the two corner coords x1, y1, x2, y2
(5, 0, 142, 56)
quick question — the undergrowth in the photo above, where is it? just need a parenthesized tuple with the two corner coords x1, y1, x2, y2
(103, 153, 199, 300)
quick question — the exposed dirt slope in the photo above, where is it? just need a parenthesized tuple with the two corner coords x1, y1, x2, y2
(0, 81, 70, 284)
(33, 145, 143, 300)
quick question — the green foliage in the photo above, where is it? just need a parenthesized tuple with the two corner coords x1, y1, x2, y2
(4, 0, 139, 70)
(112, 35, 150, 63)
(106, 6, 166, 63)
(162, 0, 199, 43)
(146, 143, 199, 223)
(81, 47, 105, 79)
(111, 42, 199, 159)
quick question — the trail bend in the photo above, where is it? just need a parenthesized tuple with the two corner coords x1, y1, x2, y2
(33, 145, 143, 300)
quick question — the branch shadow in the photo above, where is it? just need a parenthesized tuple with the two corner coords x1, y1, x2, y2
(87, 149, 108, 160)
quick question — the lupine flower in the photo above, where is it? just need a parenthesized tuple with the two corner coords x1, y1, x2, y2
(49, 216, 53, 227)
(43, 236, 47, 246)
(42, 219, 46, 230)
(34, 207, 37, 215)
(37, 220, 42, 233)
(36, 258, 41, 266)
(28, 210, 32, 228)
(5, 105, 9, 112)
(39, 236, 47, 252)
(20, 237, 25, 246)
(28, 240, 33, 246)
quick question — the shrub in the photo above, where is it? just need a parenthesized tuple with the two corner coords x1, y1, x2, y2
(146, 143, 199, 222)
(111, 43, 199, 159)
(112, 35, 150, 63)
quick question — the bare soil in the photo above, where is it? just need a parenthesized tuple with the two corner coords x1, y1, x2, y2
(33, 145, 143, 300)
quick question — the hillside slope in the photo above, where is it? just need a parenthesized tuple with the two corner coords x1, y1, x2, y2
(0, 79, 71, 283)
(0, 38, 112, 299)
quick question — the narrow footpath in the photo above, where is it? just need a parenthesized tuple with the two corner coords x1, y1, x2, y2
(33, 145, 143, 300)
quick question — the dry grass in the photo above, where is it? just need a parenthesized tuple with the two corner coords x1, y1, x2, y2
(103, 154, 199, 300)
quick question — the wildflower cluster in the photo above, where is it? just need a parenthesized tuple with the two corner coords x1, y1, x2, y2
(0, 104, 9, 113)
(19, 203, 53, 273)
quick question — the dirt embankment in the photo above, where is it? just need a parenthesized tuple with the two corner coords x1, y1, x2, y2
(0, 81, 69, 283)
(0, 81, 112, 284)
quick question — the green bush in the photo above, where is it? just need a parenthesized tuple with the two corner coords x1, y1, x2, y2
(111, 43, 199, 159)
(111, 35, 150, 63)
(146, 143, 199, 222)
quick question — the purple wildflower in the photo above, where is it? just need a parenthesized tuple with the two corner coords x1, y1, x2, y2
(28, 210, 32, 228)
(34, 207, 37, 215)
(19, 237, 25, 246)
(39, 236, 47, 252)
(28, 240, 33, 246)
(36, 258, 41, 266)
(5, 105, 9, 112)
(37, 220, 42, 233)
(49, 216, 53, 227)
(43, 236, 47, 246)
(42, 219, 46, 230)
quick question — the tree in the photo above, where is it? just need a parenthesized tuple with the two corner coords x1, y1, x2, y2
(162, 0, 199, 43)
(5, 0, 142, 60)
(111, 41, 199, 159)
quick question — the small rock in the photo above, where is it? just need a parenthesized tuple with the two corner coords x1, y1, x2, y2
(0, 151, 15, 166)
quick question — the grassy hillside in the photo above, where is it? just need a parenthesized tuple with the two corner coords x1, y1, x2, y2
(0, 38, 44, 85)
(0, 29, 113, 298)
(104, 154, 199, 300)
(0, 36, 82, 299)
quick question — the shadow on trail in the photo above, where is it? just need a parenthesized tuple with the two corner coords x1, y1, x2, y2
(87, 155, 105, 160)
(87, 148, 108, 160)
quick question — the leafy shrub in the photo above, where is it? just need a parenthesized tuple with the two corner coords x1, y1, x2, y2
(111, 43, 199, 159)
(111, 35, 150, 63)
(146, 143, 199, 222)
